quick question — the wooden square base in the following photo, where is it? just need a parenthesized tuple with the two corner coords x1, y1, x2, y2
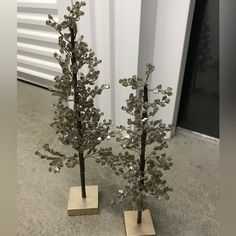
(67, 185, 99, 216)
(124, 210, 156, 236)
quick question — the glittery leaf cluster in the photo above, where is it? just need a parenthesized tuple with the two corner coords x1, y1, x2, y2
(35, 1, 112, 173)
(97, 64, 174, 211)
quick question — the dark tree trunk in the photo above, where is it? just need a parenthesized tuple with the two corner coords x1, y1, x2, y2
(137, 84, 148, 224)
(70, 27, 87, 198)
(79, 152, 86, 198)
(137, 210, 142, 224)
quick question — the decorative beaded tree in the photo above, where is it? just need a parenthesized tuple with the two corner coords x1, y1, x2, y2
(35, 1, 112, 200)
(97, 63, 174, 225)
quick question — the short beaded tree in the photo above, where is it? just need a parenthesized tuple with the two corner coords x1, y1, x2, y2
(35, 1, 112, 200)
(97, 64, 173, 225)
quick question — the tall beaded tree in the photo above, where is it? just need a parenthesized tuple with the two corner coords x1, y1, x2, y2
(97, 64, 174, 226)
(35, 1, 112, 200)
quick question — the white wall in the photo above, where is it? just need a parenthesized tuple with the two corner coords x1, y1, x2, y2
(138, 0, 158, 77)
(149, 0, 196, 136)
(74, 0, 195, 133)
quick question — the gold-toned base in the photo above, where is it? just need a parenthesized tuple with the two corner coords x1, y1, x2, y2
(67, 185, 99, 216)
(124, 210, 156, 236)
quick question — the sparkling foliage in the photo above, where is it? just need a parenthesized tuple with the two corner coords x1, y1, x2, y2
(35, 1, 112, 175)
(97, 64, 174, 218)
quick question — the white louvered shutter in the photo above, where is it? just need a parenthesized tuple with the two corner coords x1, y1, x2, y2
(17, 0, 60, 87)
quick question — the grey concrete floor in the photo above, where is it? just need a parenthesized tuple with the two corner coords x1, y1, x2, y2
(17, 81, 219, 236)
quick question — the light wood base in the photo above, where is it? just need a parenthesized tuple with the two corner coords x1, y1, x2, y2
(67, 185, 99, 216)
(124, 210, 156, 236)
